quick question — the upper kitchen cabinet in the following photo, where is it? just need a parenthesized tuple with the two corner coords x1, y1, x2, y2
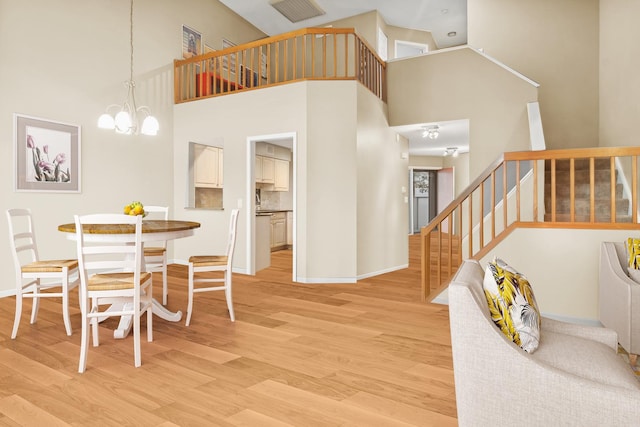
(256, 142, 290, 192)
(188, 142, 223, 209)
(274, 159, 289, 191)
(256, 155, 275, 184)
(194, 144, 223, 188)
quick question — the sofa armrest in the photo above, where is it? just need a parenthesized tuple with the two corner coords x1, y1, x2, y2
(541, 317, 618, 351)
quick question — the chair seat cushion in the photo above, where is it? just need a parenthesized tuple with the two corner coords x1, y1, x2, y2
(22, 259, 78, 272)
(88, 272, 152, 291)
(532, 330, 640, 391)
(144, 246, 167, 257)
(189, 255, 227, 266)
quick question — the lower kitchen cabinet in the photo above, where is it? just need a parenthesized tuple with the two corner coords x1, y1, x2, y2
(270, 212, 287, 251)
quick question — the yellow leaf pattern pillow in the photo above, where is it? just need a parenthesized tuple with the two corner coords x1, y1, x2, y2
(483, 258, 541, 353)
(625, 238, 640, 283)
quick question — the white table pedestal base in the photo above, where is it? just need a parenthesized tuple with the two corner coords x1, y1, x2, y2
(112, 300, 183, 339)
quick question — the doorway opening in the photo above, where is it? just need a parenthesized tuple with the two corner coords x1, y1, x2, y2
(409, 167, 455, 234)
(246, 132, 297, 281)
(409, 169, 437, 234)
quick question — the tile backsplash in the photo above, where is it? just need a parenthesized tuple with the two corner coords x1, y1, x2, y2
(195, 187, 223, 209)
(258, 189, 293, 211)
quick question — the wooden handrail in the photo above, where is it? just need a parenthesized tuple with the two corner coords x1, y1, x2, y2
(174, 27, 386, 103)
(421, 146, 640, 302)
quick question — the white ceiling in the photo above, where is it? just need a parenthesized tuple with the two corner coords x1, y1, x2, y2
(219, 0, 467, 49)
(394, 119, 469, 158)
(221, 0, 470, 157)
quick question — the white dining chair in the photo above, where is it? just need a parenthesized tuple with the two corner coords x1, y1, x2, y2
(74, 213, 153, 373)
(142, 205, 169, 305)
(186, 209, 239, 326)
(6, 208, 79, 339)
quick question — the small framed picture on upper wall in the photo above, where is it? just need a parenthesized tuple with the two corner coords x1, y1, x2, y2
(182, 25, 202, 59)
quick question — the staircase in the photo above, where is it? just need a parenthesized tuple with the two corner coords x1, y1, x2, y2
(544, 158, 631, 222)
(427, 232, 461, 289)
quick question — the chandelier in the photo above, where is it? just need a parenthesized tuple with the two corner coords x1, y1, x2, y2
(443, 147, 459, 157)
(98, 0, 158, 136)
(422, 125, 439, 139)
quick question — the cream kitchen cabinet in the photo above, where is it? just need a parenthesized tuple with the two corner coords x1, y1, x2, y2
(270, 212, 287, 250)
(274, 159, 289, 192)
(194, 145, 223, 188)
(256, 155, 275, 184)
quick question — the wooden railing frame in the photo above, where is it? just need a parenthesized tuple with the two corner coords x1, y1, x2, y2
(174, 27, 386, 104)
(421, 146, 640, 302)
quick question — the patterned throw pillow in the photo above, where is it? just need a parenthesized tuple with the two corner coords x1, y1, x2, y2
(625, 238, 640, 283)
(483, 258, 541, 353)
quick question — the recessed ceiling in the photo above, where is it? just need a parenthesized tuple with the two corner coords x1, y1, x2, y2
(220, 0, 467, 49)
(393, 119, 469, 157)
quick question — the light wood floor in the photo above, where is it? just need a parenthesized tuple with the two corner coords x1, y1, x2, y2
(0, 237, 457, 426)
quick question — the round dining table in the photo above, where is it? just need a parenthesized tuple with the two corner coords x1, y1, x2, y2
(58, 219, 201, 338)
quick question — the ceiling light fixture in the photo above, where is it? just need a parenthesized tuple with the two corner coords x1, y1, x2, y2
(98, 0, 158, 136)
(443, 147, 459, 157)
(422, 125, 439, 139)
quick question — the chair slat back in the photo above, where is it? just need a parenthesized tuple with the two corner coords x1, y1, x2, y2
(143, 206, 169, 249)
(6, 209, 39, 271)
(74, 214, 143, 284)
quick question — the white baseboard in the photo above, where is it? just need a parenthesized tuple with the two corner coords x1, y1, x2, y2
(296, 277, 357, 284)
(0, 289, 15, 298)
(357, 263, 409, 280)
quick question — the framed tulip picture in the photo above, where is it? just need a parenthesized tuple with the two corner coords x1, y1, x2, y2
(14, 113, 81, 193)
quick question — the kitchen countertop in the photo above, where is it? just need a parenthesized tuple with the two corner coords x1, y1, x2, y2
(256, 209, 292, 215)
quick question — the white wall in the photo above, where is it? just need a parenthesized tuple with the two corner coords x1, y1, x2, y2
(173, 83, 308, 273)
(0, 0, 265, 295)
(387, 47, 538, 179)
(174, 80, 409, 282)
(480, 228, 634, 321)
(356, 85, 409, 278)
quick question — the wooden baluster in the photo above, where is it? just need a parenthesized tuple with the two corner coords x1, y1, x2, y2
(447, 212, 453, 279)
(275, 41, 280, 83)
(456, 204, 463, 267)
(322, 31, 327, 78)
(590, 157, 595, 222)
(503, 162, 508, 231)
(516, 161, 521, 222)
(421, 228, 430, 301)
(551, 159, 556, 222)
(333, 33, 337, 77)
(610, 156, 616, 223)
(436, 227, 442, 290)
(344, 34, 349, 78)
(570, 158, 575, 222)
(479, 180, 484, 249)
(634, 155, 638, 223)
(533, 160, 539, 222)
(468, 196, 473, 258)
(491, 170, 496, 240)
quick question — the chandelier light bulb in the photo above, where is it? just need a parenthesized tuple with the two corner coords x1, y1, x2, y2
(115, 111, 132, 134)
(98, 113, 115, 129)
(141, 115, 159, 136)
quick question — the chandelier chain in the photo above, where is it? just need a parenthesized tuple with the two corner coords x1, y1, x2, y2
(129, 0, 134, 83)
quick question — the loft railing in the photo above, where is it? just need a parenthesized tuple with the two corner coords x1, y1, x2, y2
(174, 27, 386, 104)
(421, 146, 640, 302)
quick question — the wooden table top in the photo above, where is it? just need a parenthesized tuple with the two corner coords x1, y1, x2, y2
(58, 220, 201, 235)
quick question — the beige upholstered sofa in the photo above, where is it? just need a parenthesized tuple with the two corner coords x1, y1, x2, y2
(449, 259, 640, 427)
(599, 241, 640, 365)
